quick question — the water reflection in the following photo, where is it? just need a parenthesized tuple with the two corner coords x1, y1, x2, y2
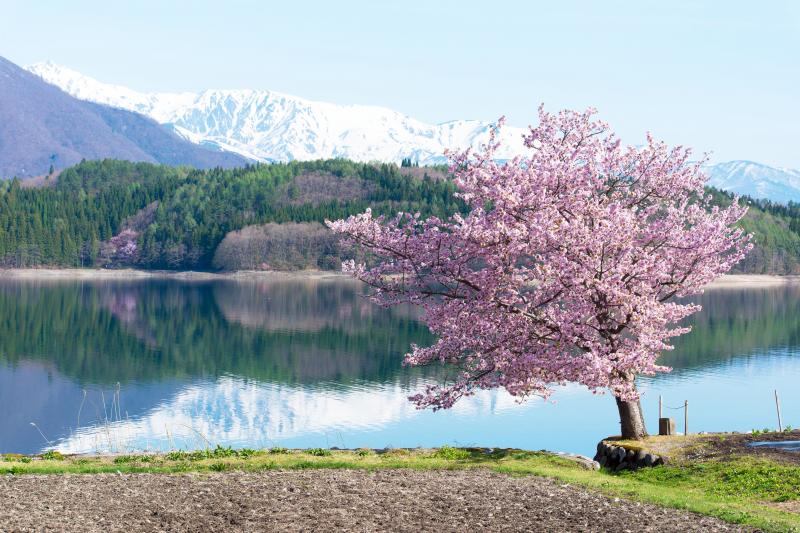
(54, 376, 531, 454)
(1, 278, 798, 455)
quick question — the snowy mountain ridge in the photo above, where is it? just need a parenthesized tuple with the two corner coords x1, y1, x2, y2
(26, 61, 528, 165)
(704, 161, 800, 204)
(25, 62, 800, 203)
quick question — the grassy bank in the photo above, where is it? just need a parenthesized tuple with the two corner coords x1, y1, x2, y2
(2, 440, 799, 532)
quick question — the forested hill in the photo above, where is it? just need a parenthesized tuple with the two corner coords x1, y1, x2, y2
(0, 159, 457, 271)
(0, 158, 798, 274)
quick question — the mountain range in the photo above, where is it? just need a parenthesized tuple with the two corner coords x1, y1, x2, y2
(26, 61, 528, 165)
(704, 161, 800, 204)
(4, 57, 799, 203)
(0, 56, 248, 178)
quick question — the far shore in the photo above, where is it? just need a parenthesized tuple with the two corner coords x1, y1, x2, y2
(0, 268, 798, 288)
(703, 274, 800, 288)
(0, 268, 351, 282)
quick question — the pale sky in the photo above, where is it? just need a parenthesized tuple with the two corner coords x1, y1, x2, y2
(2, 0, 798, 167)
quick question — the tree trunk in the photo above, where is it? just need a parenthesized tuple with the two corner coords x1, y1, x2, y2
(615, 395, 648, 440)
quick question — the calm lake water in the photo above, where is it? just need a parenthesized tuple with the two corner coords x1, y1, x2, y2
(1, 277, 798, 457)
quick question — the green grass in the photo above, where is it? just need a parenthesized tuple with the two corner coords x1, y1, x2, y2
(0, 447, 798, 532)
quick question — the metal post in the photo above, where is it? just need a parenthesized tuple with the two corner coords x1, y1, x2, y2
(684, 400, 688, 436)
(775, 390, 783, 432)
(659, 395, 663, 419)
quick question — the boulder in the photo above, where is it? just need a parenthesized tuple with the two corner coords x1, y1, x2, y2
(553, 451, 601, 470)
(615, 447, 627, 463)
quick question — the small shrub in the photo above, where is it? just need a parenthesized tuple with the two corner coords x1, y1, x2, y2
(306, 448, 332, 457)
(238, 448, 258, 458)
(209, 462, 228, 472)
(39, 451, 64, 461)
(211, 445, 237, 458)
(434, 446, 471, 460)
(166, 450, 189, 461)
(356, 448, 372, 457)
(269, 447, 289, 454)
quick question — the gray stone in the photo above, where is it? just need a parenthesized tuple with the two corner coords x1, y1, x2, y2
(615, 447, 627, 463)
(643, 453, 655, 467)
(635, 450, 647, 463)
(553, 452, 600, 471)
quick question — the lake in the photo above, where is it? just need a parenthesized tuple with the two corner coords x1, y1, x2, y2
(0, 277, 797, 457)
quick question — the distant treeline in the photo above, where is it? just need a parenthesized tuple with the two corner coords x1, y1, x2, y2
(0, 159, 458, 271)
(1, 158, 799, 273)
(707, 189, 800, 274)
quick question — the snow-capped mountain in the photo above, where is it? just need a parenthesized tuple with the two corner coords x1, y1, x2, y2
(24, 62, 800, 203)
(704, 161, 800, 204)
(26, 61, 528, 165)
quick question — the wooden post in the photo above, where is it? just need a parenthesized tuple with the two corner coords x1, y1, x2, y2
(775, 390, 783, 432)
(659, 417, 675, 436)
(684, 400, 689, 436)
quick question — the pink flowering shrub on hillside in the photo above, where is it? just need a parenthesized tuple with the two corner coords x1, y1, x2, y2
(108, 229, 138, 262)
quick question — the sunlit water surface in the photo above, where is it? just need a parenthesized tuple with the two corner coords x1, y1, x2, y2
(1, 278, 798, 457)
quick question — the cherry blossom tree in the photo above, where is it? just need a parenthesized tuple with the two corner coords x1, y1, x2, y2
(327, 107, 751, 439)
(108, 229, 139, 262)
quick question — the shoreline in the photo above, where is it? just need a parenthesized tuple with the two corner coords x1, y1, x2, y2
(703, 274, 800, 288)
(0, 268, 798, 287)
(0, 268, 351, 282)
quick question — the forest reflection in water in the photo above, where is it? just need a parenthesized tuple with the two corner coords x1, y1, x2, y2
(1, 278, 798, 455)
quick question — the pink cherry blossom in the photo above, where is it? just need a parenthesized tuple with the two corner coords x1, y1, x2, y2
(109, 229, 139, 261)
(327, 106, 751, 438)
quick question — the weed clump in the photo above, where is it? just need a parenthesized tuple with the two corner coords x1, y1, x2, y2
(433, 446, 471, 460)
(164, 445, 258, 462)
(39, 451, 64, 461)
(269, 447, 289, 454)
(113, 455, 156, 464)
(306, 448, 332, 457)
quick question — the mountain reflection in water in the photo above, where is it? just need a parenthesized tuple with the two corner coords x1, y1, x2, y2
(1, 278, 799, 456)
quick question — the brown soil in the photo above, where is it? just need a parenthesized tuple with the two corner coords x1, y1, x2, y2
(0, 469, 750, 532)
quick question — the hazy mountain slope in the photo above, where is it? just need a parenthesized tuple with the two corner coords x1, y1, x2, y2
(705, 161, 800, 204)
(0, 56, 248, 178)
(26, 61, 528, 165)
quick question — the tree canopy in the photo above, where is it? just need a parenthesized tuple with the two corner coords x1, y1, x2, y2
(328, 107, 751, 439)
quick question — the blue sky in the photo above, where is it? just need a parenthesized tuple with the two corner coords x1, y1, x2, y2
(2, 0, 798, 167)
